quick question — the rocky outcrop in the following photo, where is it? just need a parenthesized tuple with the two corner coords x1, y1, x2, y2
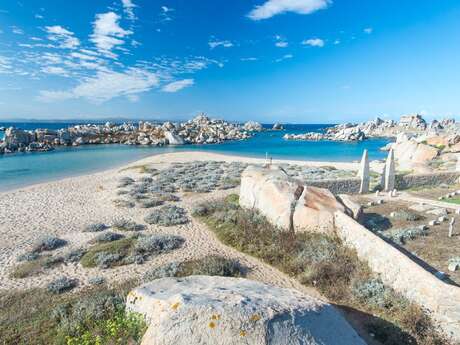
(126, 276, 366, 345)
(243, 121, 263, 132)
(283, 114, 434, 142)
(387, 135, 439, 171)
(239, 165, 302, 230)
(398, 114, 426, 130)
(272, 122, 283, 130)
(0, 114, 254, 154)
(239, 165, 361, 233)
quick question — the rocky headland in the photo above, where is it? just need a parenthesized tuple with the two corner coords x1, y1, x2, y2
(283, 114, 456, 142)
(0, 115, 266, 154)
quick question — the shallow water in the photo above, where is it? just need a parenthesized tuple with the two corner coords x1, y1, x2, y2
(0, 123, 390, 192)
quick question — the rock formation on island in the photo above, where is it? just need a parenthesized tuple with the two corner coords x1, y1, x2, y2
(0, 114, 253, 154)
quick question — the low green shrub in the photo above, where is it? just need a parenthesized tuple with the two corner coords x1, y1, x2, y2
(47, 277, 77, 294)
(143, 256, 245, 282)
(0, 281, 146, 344)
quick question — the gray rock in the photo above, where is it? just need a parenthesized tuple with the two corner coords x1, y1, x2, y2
(126, 276, 366, 345)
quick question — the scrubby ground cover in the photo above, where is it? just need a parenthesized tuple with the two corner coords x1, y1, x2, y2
(1, 254, 247, 345)
(358, 197, 460, 285)
(0, 281, 147, 345)
(114, 161, 356, 210)
(80, 234, 185, 269)
(143, 255, 245, 282)
(193, 194, 450, 345)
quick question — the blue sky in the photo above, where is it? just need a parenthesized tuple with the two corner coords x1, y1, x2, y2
(1, 0, 460, 123)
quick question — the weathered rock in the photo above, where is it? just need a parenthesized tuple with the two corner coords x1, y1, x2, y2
(337, 194, 363, 220)
(239, 165, 302, 230)
(126, 276, 366, 345)
(164, 131, 185, 145)
(272, 122, 283, 130)
(243, 121, 263, 132)
(382, 149, 395, 192)
(239, 165, 355, 233)
(293, 186, 346, 234)
(357, 149, 369, 194)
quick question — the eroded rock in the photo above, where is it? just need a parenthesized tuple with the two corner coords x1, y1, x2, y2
(126, 276, 366, 345)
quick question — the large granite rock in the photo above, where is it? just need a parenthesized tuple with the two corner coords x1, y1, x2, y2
(126, 276, 366, 345)
(293, 186, 345, 233)
(164, 131, 186, 145)
(239, 165, 302, 230)
(239, 165, 358, 233)
(243, 121, 263, 132)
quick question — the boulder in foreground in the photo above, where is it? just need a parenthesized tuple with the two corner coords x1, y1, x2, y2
(126, 275, 366, 345)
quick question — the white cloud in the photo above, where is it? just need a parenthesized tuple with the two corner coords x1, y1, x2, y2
(45, 25, 80, 49)
(41, 66, 69, 76)
(275, 54, 293, 62)
(364, 27, 373, 34)
(35, 14, 44, 19)
(0, 56, 12, 73)
(333, 39, 340, 45)
(162, 79, 194, 93)
(70, 52, 97, 61)
(161, 6, 173, 12)
(241, 57, 258, 61)
(248, 0, 331, 20)
(38, 68, 159, 103)
(275, 41, 288, 48)
(302, 38, 324, 47)
(121, 0, 136, 20)
(11, 26, 24, 35)
(208, 40, 233, 49)
(90, 12, 132, 58)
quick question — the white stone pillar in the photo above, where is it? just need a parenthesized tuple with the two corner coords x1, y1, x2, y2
(358, 149, 370, 194)
(384, 148, 395, 192)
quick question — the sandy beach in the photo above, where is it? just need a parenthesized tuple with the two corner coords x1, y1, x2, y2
(0, 151, 358, 295)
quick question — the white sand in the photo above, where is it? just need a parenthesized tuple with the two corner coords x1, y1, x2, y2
(0, 151, 357, 296)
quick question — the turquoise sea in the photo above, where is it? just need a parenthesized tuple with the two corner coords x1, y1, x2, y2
(0, 122, 391, 192)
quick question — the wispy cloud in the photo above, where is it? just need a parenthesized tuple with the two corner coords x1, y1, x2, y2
(302, 38, 324, 47)
(121, 0, 136, 20)
(90, 12, 132, 58)
(275, 54, 293, 62)
(275, 41, 288, 48)
(364, 27, 373, 34)
(241, 57, 258, 61)
(0, 56, 12, 73)
(208, 39, 233, 49)
(35, 13, 44, 19)
(41, 66, 69, 76)
(162, 78, 194, 93)
(45, 25, 80, 49)
(38, 68, 159, 103)
(248, 0, 331, 21)
(11, 26, 24, 35)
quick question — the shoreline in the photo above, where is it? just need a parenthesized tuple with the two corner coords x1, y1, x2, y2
(0, 150, 340, 294)
(0, 150, 360, 194)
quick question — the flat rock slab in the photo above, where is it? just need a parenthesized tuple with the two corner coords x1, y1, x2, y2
(126, 276, 366, 345)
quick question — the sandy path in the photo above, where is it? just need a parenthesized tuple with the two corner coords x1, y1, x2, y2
(0, 151, 325, 299)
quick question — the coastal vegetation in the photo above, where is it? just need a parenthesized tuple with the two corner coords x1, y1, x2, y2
(1, 254, 246, 345)
(193, 194, 449, 345)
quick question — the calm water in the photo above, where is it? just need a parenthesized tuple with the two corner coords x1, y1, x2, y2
(0, 122, 390, 192)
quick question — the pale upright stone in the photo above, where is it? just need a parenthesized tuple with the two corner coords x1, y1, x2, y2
(449, 218, 455, 237)
(384, 149, 395, 192)
(358, 149, 370, 194)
